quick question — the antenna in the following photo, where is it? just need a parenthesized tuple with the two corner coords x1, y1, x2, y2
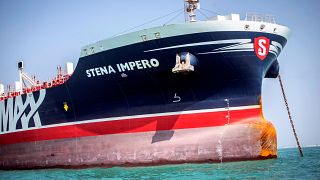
(184, 0, 200, 22)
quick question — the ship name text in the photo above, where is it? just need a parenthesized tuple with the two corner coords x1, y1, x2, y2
(86, 58, 159, 78)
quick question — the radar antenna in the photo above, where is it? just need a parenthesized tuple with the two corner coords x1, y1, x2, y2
(184, 0, 200, 22)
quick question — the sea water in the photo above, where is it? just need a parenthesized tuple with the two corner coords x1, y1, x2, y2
(0, 147, 319, 179)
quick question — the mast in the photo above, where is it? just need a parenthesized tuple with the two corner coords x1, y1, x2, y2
(18, 61, 24, 93)
(18, 61, 38, 92)
(184, 0, 200, 22)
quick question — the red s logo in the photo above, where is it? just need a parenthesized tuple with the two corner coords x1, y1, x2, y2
(254, 37, 270, 60)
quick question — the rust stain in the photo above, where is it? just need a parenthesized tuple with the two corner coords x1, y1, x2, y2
(251, 119, 277, 157)
(252, 96, 277, 157)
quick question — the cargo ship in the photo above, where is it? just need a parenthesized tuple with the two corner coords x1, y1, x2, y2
(0, 1, 290, 169)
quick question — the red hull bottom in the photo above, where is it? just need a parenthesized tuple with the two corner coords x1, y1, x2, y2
(0, 118, 276, 169)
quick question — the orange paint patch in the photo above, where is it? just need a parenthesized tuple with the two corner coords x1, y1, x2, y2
(251, 118, 277, 157)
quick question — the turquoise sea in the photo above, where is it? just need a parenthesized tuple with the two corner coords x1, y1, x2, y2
(0, 147, 319, 179)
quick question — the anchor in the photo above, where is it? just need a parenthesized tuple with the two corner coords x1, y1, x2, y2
(172, 52, 195, 73)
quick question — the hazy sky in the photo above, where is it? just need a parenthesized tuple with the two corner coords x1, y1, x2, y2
(0, 0, 319, 149)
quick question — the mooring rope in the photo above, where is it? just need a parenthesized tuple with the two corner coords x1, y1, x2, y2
(112, 8, 183, 37)
(163, 10, 184, 25)
(278, 74, 304, 157)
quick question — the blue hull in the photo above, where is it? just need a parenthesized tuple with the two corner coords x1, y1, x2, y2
(32, 31, 285, 125)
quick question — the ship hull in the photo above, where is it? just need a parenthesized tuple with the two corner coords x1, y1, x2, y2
(0, 111, 276, 169)
(0, 21, 289, 169)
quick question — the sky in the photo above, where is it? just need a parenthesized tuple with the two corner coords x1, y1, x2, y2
(0, 0, 319, 149)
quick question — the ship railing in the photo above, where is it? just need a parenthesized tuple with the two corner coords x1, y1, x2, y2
(245, 13, 276, 24)
(0, 74, 72, 101)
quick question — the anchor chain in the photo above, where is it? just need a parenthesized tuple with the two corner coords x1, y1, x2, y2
(278, 74, 304, 157)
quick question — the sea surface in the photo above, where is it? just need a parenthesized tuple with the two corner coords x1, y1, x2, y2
(0, 147, 319, 179)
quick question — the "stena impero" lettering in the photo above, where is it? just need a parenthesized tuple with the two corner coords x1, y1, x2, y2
(86, 58, 159, 78)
